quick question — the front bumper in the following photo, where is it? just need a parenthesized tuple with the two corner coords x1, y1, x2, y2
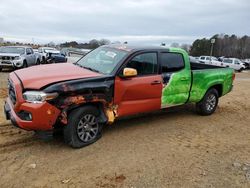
(4, 97, 61, 131)
(0, 60, 23, 68)
(0, 61, 14, 68)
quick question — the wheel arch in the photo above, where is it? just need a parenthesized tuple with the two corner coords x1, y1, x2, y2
(210, 84, 223, 97)
(65, 102, 108, 124)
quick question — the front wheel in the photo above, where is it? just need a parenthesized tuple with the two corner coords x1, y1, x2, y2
(23, 61, 28, 68)
(238, 68, 243, 72)
(63, 106, 103, 148)
(196, 88, 219, 116)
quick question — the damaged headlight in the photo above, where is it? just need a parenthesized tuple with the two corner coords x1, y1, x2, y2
(23, 91, 58, 103)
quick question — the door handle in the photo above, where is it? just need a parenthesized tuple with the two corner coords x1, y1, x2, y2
(180, 77, 188, 81)
(151, 80, 161, 85)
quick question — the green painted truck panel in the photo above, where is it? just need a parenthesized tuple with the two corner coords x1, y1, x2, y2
(161, 48, 234, 107)
(189, 68, 234, 102)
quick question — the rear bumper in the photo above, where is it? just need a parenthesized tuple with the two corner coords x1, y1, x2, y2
(4, 98, 61, 131)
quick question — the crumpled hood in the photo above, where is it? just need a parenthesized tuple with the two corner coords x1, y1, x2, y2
(0, 53, 20, 57)
(14, 63, 102, 89)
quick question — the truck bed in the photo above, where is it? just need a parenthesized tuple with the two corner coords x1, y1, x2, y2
(188, 62, 234, 103)
(190, 62, 224, 70)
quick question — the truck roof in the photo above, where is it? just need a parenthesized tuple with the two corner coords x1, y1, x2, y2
(104, 44, 170, 52)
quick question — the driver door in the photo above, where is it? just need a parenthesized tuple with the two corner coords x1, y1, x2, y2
(114, 52, 162, 117)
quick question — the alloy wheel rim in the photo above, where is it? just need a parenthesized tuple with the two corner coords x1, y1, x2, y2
(206, 94, 216, 111)
(77, 114, 99, 142)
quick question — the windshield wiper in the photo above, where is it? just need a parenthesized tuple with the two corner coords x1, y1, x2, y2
(77, 64, 101, 73)
(83, 66, 101, 73)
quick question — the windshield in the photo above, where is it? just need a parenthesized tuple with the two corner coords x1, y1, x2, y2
(212, 57, 218, 61)
(0, 47, 25, 54)
(76, 47, 128, 74)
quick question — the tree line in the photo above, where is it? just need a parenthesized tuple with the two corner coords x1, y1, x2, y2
(189, 34, 250, 59)
(1, 34, 250, 59)
(60, 39, 112, 49)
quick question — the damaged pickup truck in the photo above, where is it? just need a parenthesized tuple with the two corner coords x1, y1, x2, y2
(4, 45, 235, 148)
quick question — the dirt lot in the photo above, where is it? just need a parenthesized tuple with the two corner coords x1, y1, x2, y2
(0, 70, 250, 188)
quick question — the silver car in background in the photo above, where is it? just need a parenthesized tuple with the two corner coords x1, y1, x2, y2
(0, 46, 40, 71)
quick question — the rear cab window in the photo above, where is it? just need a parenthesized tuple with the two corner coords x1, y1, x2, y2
(160, 52, 185, 73)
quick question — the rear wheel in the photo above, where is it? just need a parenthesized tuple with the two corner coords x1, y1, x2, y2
(36, 59, 40, 65)
(196, 88, 219, 116)
(63, 106, 103, 148)
(51, 59, 56, 64)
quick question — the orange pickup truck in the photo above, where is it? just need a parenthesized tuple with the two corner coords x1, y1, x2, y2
(4, 45, 234, 148)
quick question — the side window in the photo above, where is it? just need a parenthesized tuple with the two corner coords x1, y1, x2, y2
(26, 48, 31, 54)
(126, 53, 157, 76)
(161, 53, 185, 73)
(235, 60, 240, 65)
(200, 57, 205, 60)
(30, 48, 34, 54)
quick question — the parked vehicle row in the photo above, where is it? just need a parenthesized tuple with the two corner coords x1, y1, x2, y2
(0, 46, 41, 71)
(196, 56, 246, 72)
(0, 46, 68, 71)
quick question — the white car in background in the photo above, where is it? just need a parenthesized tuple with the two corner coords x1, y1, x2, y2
(222, 58, 245, 72)
(38, 47, 60, 63)
(199, 56, 222, 66)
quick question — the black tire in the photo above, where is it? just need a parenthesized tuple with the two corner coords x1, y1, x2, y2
(238, 68, 243, 72)
(42, 57, 46, 64)
(196, 88, 219, 116)
(51, 59, 56, 64)
(23, 61, 28, 68)
(36, 59, 41, 65)
(63, 106, 103, 148)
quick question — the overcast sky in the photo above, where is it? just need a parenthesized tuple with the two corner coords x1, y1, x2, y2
(0, 0, 249, 45)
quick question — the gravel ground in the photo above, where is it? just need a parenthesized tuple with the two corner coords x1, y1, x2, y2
(0, 69, 250, 188)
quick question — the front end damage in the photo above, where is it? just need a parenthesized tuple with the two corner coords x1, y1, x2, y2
(57, 94, 118, 125)
(44, 76, 117, 127)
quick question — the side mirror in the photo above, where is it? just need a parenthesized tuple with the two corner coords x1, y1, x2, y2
(122, 68, 137, 77)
